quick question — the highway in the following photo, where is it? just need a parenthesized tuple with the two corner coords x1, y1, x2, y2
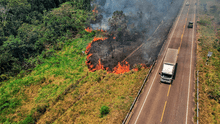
(126, 0, 197, 123)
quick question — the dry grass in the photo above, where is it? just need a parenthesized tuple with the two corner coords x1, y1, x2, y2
(34, 69, 148, 124)
(196, 13, 220, 124)
(5, 84, 40, 122)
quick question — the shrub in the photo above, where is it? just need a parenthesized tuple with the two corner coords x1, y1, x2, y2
(100, 105, 110, 118)
(21, 115, 35, 124)
(197, 19, 210, 26)
(208, 85, 220, 102)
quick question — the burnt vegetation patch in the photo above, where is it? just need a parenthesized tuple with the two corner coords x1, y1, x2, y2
(86, 11, 150, 72)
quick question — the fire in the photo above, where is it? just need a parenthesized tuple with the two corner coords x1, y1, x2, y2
(100, 29, 106, 32)
(85, 42, 92, 54)
(85, 54, 95, 71)
(94, 59, 104, 70)
(106, 67, 111, 74)
(86, 53, 92, 60)
(113, 61, 130, 74)
(133, 68, 138, 71)
(96, 28, 107, 32)
(85, 36, 108, 54)
(86, 58, 104, 72)
(85, 27, 92, 32)
(92, 7, 98, 15)
(84, 27, 107, 33)
(85, 54, 147, 73)
(93, 36, 108, 42)
(85, 36, 149, 74)
(140, 63, 148, 69)
(85, 37, 108, 72)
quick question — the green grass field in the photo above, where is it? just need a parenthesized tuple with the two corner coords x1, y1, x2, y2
(0, 35, 150, 123)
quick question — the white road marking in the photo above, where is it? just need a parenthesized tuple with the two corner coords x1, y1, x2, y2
(133, 1, 187, 123)
(185, 1, 196, 124)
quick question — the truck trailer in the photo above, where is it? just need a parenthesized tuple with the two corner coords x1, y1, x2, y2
(159, 48, 178, 83)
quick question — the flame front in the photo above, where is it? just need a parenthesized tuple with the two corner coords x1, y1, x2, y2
(133, 68, 138, 71)
(92, 7, 98, 15)
(85, 27, 92, 32)
(85, 36, 148, 74)
(93, 36, 108, 42)
(85, 42, 92, 54)
(85, 36, 108, 54)
(85, 37, 108, 72)
(113, 61, 130, 74)
(95, 59, 104, 70)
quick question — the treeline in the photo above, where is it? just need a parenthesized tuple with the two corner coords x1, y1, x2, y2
(0, 0, 93, 81)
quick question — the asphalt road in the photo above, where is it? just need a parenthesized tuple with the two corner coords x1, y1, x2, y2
(126, 0, 197, 123)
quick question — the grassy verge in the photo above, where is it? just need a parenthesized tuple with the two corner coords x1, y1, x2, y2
(0, 33, 150, 123)
(196, 2, 220, 123)
(0, 37, 92, 123)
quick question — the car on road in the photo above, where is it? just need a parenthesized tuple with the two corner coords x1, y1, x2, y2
(188, 21, 193, 28)
(186, 2, 189, 6)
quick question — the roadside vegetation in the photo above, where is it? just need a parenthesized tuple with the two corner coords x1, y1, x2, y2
(196, 0, 220, 123)
(0, 0, 150, 123)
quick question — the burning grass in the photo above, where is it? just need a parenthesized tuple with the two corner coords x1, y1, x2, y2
(85, 27, 92, 33)
(84, 34, 150, 74)
(0, 35, 151, 123)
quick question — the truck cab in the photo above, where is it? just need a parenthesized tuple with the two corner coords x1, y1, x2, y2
(160, 63, 175, 83)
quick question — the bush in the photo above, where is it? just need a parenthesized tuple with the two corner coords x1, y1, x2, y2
(208, 84, 220, 102)
(21, 115, 35, 124)
(213, 39, 220, 52)
(100, 105, 110, 118)
(197, 19, 210, 26)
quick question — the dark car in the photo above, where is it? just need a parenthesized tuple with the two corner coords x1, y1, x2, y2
(188, 21, 193, 28)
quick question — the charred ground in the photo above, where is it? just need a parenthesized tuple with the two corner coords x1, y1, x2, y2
(85, 0, 184, 73)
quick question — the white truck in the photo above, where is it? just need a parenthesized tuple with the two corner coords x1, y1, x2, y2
(159, 48, 178, 83)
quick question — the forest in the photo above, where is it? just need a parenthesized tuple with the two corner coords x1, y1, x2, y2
(0, 0, 93, 82)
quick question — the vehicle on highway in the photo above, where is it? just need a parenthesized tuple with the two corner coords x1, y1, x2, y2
(186, 2, 189, 6)
(159, 48, 178, 83)
(188, 21, 193, 28)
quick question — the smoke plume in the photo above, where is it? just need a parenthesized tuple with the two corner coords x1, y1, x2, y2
(86, 0, 184, 72)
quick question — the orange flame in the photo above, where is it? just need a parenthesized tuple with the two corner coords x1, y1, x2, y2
(86, 58, 104, 72)
(86, 54, 92, 60)
(133, 68, 138, 71)
(94, 59, 104, 70)
(85, 37, 108, 54)
(113, 61, 130, 74)
(100, 29, 107, 32)
(85, 27, 92, 32)
(85, 55, 148, 73)
(96, 28, 107, 32)
(85, 53, 95, 72)
(85, 36, 150, 74)
(92, 7, 98, 15)
(140, 63, 149, 69)
(85, 42, 92, 54)
(93, 36, 108, 42)
(106, 67, 111, 74)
